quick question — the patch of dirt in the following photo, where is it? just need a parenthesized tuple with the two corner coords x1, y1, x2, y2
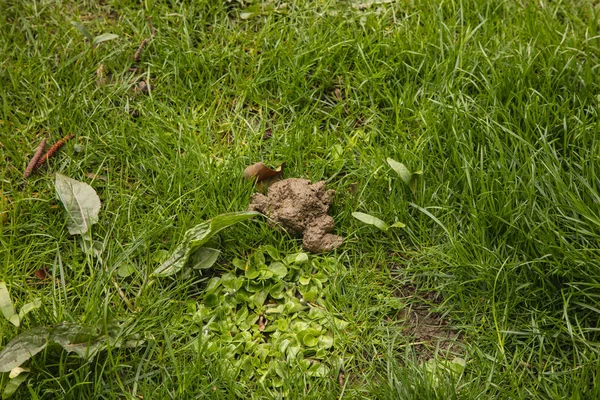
(396, 285, 461, 360)
(248, 178, 343, 253)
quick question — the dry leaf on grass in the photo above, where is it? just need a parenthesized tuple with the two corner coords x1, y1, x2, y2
(243, 162, 284, 183)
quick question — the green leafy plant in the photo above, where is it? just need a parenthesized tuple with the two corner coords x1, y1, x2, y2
(190, 247, 347, 387)
(152, 211, 259, 277)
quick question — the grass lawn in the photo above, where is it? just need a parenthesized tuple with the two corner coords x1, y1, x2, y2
(1, 0, 600, 398)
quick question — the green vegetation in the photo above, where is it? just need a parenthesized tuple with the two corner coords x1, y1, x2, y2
(1, 0, 599, 398)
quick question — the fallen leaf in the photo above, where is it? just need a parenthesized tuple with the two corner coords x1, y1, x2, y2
(243, 162, 285, 183)
(33, 267, 49, 280)
(54, 173, 101, 236)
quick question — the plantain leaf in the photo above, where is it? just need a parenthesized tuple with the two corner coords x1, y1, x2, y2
(387, 157, 412, 185)
(55, 173, 101, 236)
(189, 248, 221, 270)
(92, 33, 119, 46)
(71, 21, 93, 42)
(0, 327, 50, 373)
(2, 372, 29, 399)
(0, 282, 15, 322)
(18, 299, 42, 322)
(352, 212, 389, 231)
(152, 211, 258, 277)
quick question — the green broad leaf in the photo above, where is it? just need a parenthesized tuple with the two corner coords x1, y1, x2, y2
(333, 317, 349, 330)
(259, 269, 274, 280)
(232, 258, 246, 270)
(352, 212, 389, 231)
(55, 173, 101, 236)
(245, 262, 260, 279)
(298, 328, 321, 347)
(221, 273, 242, 291)
(0, 282, 16, 321)
(205, 277, 221, 293)
(49, 322, 105, 359)
(189, 247, 220, 270)
(317, 335, 334, 349)
(92, 33, 119, 46)
(391, 221, 406, 229)
(387, 157, 412, 185)
(71, 21, 93, 42)
(11, 297, 40, 326)
(299, 286, 318, 302)
(204, 293, 219, 308)
(235, 307, 249, 325)
(274, 361, 288, 379)
(152, 249, 170, 263)
(8, 315, 20, 327)
(0, 326, 51, 372)
(285, 252, 309, 264)
(302, 333, 319, 347)
(2, 372, 29, 399)
(262, 245, 281, 260)
(250, 291, 268, 308)
(264, 304, 284, 314)
(299, 276, 311, 285)
(286, 344, 302, 361)
(268, 262, 287, 278)
(276, 319, 289, 331)
(152, 211, 258, 277)
(307, 362, 330, 377)
(269, 282, 285, 299)
(117, 263, 136, 278)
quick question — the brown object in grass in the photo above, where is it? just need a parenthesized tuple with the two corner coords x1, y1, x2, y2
(134, 38, 149, 62)
(243, 162, 284, 183)
(35, 134, 75, 169)
(249, 178, 344, 253)
(23, 138, 47, 178)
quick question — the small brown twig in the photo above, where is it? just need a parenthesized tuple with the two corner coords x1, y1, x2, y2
(134, 38, 149, 62)
(35, 134, 75, 169)
(133, 17, 157, 62)
(23, 138, 47, 178)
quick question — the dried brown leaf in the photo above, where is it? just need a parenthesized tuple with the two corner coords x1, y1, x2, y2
(243, 162, 284, 183)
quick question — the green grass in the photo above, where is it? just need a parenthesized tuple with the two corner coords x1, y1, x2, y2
(1, 0, 600, 398)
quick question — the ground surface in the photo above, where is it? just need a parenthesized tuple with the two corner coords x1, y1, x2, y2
(1, 0, 600, 398)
